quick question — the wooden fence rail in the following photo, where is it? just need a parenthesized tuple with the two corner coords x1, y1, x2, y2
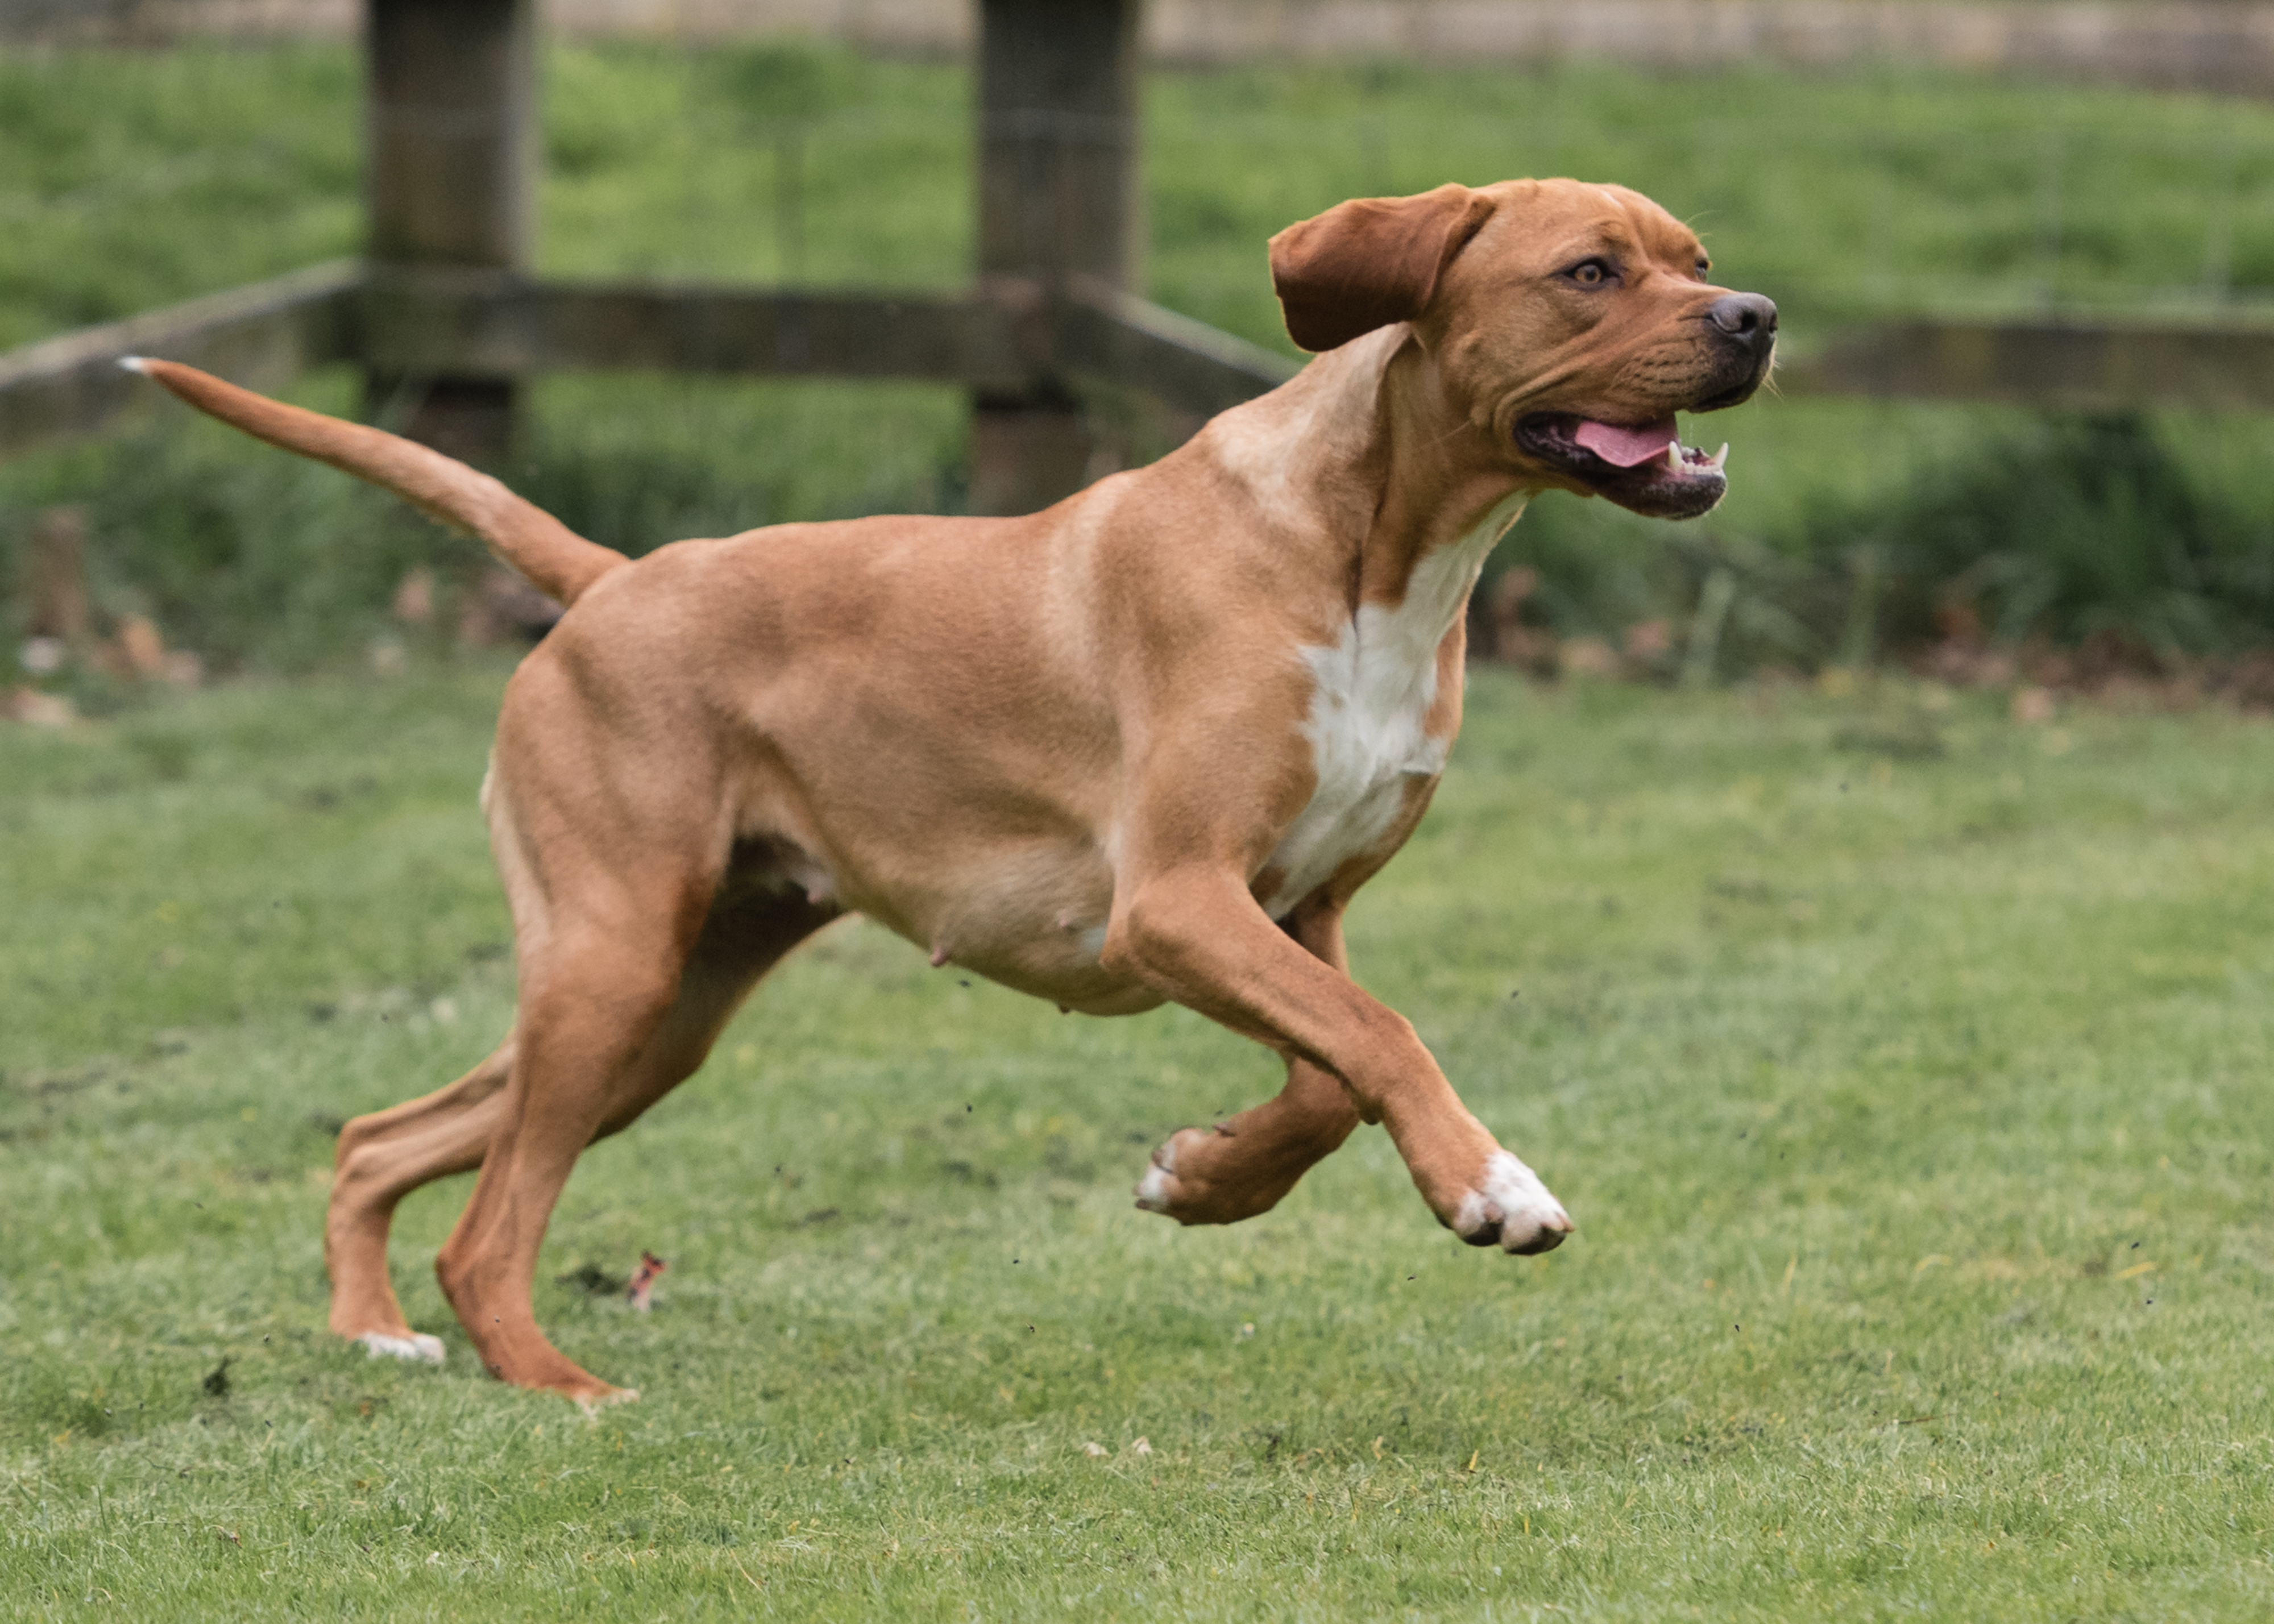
(11, 263, 2273, 471)
(359, 272, 1040, 392)
(0, 262, 360, 458)
(1787, 317, 2274, 414)
(0, 261, 1302, 459)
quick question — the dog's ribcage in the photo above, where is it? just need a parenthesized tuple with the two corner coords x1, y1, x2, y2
(1259, 500, 1519, 917)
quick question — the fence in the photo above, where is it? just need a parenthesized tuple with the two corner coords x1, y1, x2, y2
(0, 0, 1296, 518)
(6, 0, 2274, 497)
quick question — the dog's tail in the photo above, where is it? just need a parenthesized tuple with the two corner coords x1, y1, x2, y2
(120, 357, 627, 607)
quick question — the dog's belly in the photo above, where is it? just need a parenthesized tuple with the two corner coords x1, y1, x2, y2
(962, 934, 1167, 1017)
(770, 833, 1164, 1017)
(930, 852, 1160, 1015)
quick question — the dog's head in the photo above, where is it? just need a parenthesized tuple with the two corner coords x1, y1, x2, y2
(1269, 178, 1775, 519)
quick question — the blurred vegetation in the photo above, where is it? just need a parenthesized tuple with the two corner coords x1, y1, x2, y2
(3, 39, 2274, 676)
(0, 43, 358, 350)
(1500, 407, 2274, 676)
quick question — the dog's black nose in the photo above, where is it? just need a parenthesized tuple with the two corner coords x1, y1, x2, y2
(1707, 293, 1778, 357)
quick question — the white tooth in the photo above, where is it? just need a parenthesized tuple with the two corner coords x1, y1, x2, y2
(1665, 442, 1683, 472)
(1709, 443, 1729, 471)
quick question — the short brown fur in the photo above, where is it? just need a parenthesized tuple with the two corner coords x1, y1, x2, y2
(132, 178, 1773, 1407)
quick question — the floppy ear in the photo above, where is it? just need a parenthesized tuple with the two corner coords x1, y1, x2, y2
(1268, 183, 1498, 353)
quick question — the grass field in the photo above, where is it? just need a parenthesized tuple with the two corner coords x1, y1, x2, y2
(5, 661, 2273, 1618)
(9, 32, 2274, 1621)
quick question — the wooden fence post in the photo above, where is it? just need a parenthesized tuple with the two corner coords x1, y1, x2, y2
(27, 505, 91, 645)
(364, 0, 535, 467)
(970, 0, 1141, 516)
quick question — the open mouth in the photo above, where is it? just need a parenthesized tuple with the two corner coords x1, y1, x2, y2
(1514, 413, 1731, 520)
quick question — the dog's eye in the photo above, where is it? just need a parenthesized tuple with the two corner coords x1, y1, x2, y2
(1565, 258, 1613, 288)
(1695, 257, 1712, 279)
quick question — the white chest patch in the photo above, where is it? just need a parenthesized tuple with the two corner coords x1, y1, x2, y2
(1260, 497, 1523, 918)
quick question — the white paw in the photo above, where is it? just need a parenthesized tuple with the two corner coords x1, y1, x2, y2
(359, 1331, 446, 1364)
(574, 1386, 640, 1418)
(1454, 1151, 1573, 1255)
(1134, 1139, 1175, 1212)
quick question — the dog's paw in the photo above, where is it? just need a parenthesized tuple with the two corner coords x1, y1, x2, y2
(1134, 1126, 1302, 1226)
(1133, 1128, 1242, 1223)
(569, 1382, 640, 1417)
(357, 1331, 446, 1364)
(1450, 1151, 1573, 1255)
(1132, 1133, 1186, 1215)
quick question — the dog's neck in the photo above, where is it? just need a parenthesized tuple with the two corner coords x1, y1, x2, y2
(1364, 331, 1532, 608)
(1203, 324, 1528, 618)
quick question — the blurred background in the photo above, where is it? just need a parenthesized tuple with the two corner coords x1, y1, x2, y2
(6, 0, 2274, 701)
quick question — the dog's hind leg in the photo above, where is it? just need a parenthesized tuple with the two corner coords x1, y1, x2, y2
(430, 880, 834, 1409)
(1133, 898, 1363, 1224)
(326, 1044, 516, 1361)
(576, 886, 837, 1145)
(324, 889, 831, 1370)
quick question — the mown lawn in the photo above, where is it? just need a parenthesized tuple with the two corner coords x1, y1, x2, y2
(3, 662, 2272, 1619)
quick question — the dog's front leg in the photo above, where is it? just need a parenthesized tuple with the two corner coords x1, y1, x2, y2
(1134, 897, 1362, 1224)
(1102, 866, 1572, 1253)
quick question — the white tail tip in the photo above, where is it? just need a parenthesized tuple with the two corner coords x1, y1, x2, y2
(117, 355, 153, 374)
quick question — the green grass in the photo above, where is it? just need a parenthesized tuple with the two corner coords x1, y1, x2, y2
(5, 663, 2273, 1618)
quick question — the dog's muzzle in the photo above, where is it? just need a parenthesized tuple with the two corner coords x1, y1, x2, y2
(1513, 290, 1777, 521)
(1694, 293, 1778, 410)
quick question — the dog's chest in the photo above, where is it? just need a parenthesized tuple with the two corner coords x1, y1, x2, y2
(1258, 511, 1511, 917)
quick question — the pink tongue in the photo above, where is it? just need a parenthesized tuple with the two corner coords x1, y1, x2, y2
(1573, 417, 1679, 468)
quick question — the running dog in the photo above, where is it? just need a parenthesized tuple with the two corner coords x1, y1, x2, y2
(125, 177, 1775, 1406)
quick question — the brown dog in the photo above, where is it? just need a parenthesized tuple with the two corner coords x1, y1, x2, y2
(126, 178, 1774, 1409)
